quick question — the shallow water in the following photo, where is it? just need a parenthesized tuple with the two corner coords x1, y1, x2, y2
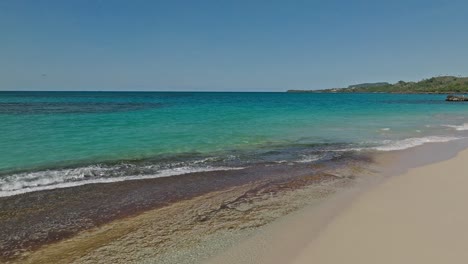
(1, 92, 468, 196)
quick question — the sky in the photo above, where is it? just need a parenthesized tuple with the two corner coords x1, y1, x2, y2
(1, 0, 468, 91)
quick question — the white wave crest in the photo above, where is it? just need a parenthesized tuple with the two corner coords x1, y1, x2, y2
(443, 123, 468, 131)
(296, 154, 322, 163)
(373, 136, 460, 151)
(0, 166, 243, 198)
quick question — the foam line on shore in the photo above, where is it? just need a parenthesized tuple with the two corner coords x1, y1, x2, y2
(0, 166, 243, 197)
(443, 123, 468, 131)
(372, 136, 461, 151)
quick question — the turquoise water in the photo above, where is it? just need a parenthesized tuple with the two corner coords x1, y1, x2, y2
(1, 92, 468, 196)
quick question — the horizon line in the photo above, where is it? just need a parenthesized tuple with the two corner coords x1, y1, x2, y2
(0, 90, 290, 93)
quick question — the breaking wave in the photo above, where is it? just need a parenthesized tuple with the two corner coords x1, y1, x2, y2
(0, 135, 464, 197)
(0, 165, 243, 197)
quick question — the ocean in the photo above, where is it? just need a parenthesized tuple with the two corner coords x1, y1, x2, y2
(1, 91, 468, 197)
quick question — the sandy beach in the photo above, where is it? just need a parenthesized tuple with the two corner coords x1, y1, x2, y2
(291, 148, 468, 264)
(209, 144, 468, 264)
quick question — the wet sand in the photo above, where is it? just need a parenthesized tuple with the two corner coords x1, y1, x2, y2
(0, 153, 371, 263)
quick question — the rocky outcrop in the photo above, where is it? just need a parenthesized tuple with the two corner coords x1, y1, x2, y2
(446, 95, 468, 101)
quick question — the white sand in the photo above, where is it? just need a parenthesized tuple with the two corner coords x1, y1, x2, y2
(293, 148, 468, 263)
(210, 148, 468, 264)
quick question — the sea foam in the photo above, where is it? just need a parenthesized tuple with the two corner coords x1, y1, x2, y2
(373, 136, 461, 151)
(0, 166, 242, 197)
(443, 123, 468, 131)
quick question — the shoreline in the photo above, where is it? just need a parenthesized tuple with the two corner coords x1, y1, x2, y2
(11, 168, 359, 263)
(0, 153, 369, 262)
(208, 139, 468, 264)
(2, 139, 468, 263)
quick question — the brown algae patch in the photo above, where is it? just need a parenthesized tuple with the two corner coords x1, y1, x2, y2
(18, 171, 361, 264)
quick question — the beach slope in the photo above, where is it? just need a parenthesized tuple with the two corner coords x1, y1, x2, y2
(293, 149, 468, 264)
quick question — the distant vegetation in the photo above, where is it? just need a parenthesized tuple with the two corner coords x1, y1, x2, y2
(288, 76, 468, 94)
(348, 82, 390, 89)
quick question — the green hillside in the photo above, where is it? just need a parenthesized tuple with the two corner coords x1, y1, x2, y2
(288, 76, 468, 94)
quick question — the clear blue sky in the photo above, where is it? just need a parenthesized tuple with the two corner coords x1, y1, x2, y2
(1, 0, 467, 91)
